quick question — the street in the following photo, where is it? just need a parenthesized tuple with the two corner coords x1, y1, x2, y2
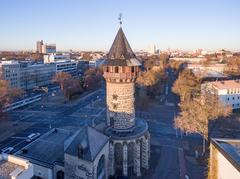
(0, 69, 204, 179)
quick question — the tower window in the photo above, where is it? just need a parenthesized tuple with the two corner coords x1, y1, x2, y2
(106, 66, 109, 72)
(113, 104, 118, 109)
(131, 66, 134, 73)
(115, 66, 119, 73)
(112, 94, 118, 100)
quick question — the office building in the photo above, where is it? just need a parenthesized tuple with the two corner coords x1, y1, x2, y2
(0, 59, 77, 90)
(36, 40, 56, 54)
(202, 80, 240, 109)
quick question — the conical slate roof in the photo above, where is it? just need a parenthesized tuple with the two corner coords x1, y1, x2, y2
(108, 27, 136, 60)
(105, 27, 141, 67)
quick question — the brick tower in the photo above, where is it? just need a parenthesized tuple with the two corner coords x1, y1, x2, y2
(103, 26, 150, 177)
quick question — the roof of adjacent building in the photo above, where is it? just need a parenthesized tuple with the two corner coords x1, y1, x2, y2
(17, 128, 75, 168)
(211, 80, 240, 90)
(0, 160, 24, 179)
(211, 138, 240, 172)
(65, 126, 109, 161)
(105, 27, 141, 67)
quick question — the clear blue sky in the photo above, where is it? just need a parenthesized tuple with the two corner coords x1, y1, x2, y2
(0, 0, 240, 51)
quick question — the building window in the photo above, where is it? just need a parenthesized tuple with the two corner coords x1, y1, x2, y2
(97, 155, 105, 179)
(227, 97, 230, 101)
(115, 67, 119, 73)
(233, 97, 235, 100)
(232, 104, 235, 107)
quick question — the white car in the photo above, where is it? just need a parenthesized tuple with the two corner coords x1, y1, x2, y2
(26, 133, 40, 142)
(1, 147, 14, 154)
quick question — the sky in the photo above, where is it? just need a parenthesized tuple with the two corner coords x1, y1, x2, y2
(0, 0, 240, 51)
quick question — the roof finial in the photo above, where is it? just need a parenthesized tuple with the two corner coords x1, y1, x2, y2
(118, 13, 122, 26)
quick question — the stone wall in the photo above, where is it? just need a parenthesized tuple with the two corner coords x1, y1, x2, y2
(106, 82, 135, 129)
(109, 132, 150, 177)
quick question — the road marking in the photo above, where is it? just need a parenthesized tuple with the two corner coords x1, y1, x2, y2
(11, 137, 27, 140)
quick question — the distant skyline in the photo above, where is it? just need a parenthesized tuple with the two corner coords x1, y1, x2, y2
(0, 0, 240, 51)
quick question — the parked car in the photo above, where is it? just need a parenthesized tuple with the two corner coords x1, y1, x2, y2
(26, 133, 40, 142)
(1, 147, 14, 154)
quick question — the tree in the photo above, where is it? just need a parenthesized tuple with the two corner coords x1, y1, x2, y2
(172, 69, 201, 102)
(175, 94, 231, 152)
(224, 56, 240, 76)
(169, 60, 184, 73)
(0, 79, 23, 113)
(84, 68, 102, 90)
(136, 67, 166, 99)
(52, 72, 72, 90)
(63, 78, 84, 100)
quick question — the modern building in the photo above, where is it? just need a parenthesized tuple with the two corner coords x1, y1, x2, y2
(44, 53, 71, 64)
(36, 40, 56, 54)
(187, 63, 228, 81)
(201, 80, 240, 109)
(89, 59, 105, 68)
(0, 153, 33, 179)
(42, 44, 56, 54)
(186, 63, 226, 73)
(19, 63, 56, 90)
(36, 40, 44, 53)
(169, 57, 206, 63)
(0, 60, 21, 88)
(0, 59, 77, 90)
(209, 138, 240, 179)
(103, 27, 150, 177)
(147, 44, 156, 54)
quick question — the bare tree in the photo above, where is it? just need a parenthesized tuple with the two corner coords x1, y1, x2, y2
(175, 94, 232, 152)
(0, 79, 23, 113)
(172, 69, 201, 102)
(52, 72, 72, 90)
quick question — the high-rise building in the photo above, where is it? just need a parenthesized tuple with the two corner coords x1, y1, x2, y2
(41, 44, 56, 54)
(36, 40, 56, 54)
(36, 40, 43, 53)
(148, 44, 156, 54)
(103, 27, 150, 177)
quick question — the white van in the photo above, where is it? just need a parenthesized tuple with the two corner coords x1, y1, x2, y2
(26, 133, 40, 142)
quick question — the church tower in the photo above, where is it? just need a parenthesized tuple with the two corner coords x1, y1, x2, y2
(103, 24, 150, 177)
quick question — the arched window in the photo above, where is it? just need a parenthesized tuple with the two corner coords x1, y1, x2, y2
(56, 170, 64, 179)
(97, 155, 105, 179)
(115, 66, 119, 73)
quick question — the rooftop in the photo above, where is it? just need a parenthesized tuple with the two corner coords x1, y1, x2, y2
(211, 138, 240, 172)
(105, 27, 141, 67)
(108, 27, 136, 60)
(211, 80, 240, 90)
(0, 154, 32, 179)
(17, 128, 75, 168)
(0, 160, 23, 179)
(65, 126, 109, 161)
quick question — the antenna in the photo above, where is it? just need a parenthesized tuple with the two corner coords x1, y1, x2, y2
(118, 13, 122, 26)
